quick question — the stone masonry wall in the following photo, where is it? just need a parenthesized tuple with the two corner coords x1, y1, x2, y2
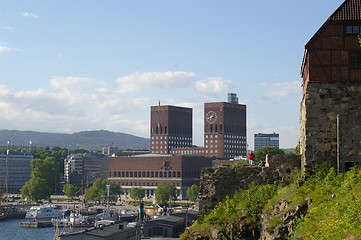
(199, 154, 301, 215)
(300, 81, 361, 172)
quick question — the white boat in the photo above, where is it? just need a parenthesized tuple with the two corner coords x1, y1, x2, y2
(52, 211, 94, 228)
(25, 205, 64, 219)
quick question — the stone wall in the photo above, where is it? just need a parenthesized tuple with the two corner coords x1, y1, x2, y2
(300, 81, 361, 172)
(199, 154, 301, 215)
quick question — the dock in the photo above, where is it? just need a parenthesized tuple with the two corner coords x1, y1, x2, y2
(20, 221, 53, 228)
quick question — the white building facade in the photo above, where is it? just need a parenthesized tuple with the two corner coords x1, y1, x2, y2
(0, 149, 33, 194)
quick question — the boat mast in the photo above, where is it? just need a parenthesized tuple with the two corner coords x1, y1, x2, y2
(5, 148, 9, 204)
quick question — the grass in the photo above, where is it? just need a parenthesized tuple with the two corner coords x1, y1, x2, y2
(181, 165, 361, 240)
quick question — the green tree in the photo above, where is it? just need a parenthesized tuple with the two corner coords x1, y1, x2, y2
(31, 157, 60, 193)
(294, 141, 300, 154)
(63, 184, 81, 200)
(155, 183, 177, 205)
(186, 184, 199, 202)
(109, 182, 122, 202)
(254, 146, 284, 161)
(85, 178, 107, 203)
(84, 179, 121, 203)
(130, 187, 145, 202)
(21, 177, 51, 201)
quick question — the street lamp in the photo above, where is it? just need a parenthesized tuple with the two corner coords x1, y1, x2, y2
(106, 184, 110, 211)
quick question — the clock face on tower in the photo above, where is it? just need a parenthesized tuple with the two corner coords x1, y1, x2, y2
(206, 111, 217, 123)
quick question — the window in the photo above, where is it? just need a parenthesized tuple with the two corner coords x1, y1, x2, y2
(346, 25, 361, 34)
(351, 52, 361, 68)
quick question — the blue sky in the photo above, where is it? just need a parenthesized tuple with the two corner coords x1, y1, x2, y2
(0, 0, 344, 150)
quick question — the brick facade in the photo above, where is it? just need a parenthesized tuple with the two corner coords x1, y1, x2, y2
(108, 154, 213, 199)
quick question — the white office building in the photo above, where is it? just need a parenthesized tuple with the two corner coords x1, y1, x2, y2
(0, 149, 33, 194)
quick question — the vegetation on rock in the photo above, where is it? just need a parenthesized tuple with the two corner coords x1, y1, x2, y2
(181, 164, 361, 240)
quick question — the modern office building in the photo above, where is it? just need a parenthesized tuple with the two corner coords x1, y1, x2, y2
(0, 149, 33, 194)
(108, 154, 213, 199)
(150, 105, 192, 154)
(64, 152, 109, 185)
(204, 101, 247, 158)
(254, 133, 279, 151)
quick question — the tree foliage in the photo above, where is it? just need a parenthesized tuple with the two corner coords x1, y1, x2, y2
(20, 156, 60, 201)
(85, 178, 107, 203)
(155, 183, 177, 205)
(254, 146, 284, 161)
(294, 141, 300, 154)
(186, 184, 199, 202)
(31, 157, 59, 192)
(63, 184, 81, 200)
(84, 178, 122, 203)
(109, 182, 122, 202)
(21, 177, 51, 201)
(130, 187, 145, 202)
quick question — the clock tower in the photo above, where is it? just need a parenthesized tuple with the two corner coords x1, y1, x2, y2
(204, 100, 246, 158)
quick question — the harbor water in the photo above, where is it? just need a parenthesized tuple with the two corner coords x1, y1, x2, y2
(0, 219, 55, 240)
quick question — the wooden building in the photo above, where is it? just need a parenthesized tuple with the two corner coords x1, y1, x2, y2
(300, 0, 361, 172)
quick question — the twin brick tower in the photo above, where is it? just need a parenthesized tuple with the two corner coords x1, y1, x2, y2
(150, 93, 247, 159)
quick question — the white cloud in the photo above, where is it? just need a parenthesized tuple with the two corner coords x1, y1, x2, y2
(116, 71, 197, 93)
(0, 46, 15, 54)
(195, 77, 232, 94)
(260, 81, 300, 98)
(21, 12, 39, 18)
(0, 72, 238, 140)
(50, 76, 103, 92)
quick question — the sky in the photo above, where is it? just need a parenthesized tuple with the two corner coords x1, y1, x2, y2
(0, 0, 345, 150)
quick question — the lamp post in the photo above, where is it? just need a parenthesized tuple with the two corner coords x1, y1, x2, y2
(106, 184, 110, 211)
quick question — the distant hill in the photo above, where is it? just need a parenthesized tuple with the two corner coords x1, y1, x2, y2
(0, 129, 149, 151)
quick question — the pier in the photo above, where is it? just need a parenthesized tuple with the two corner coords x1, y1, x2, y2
(20, 221, 53, 228)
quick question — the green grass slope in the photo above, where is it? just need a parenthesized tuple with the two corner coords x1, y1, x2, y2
(181, 165, 361, 240)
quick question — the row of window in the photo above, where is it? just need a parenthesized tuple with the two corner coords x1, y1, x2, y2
(151, 141, 191, 145)
(205, 134, 246, 139)
(151, 136, 192, 141)
(111, 171, 200, 178)
(120, 182, 180, 187)
(152, 126, 191, 135)
(205, 124, 245, 134)
(171, 149, 206, 155)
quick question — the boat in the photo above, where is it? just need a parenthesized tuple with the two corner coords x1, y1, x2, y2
(0, 212, 8, 221)
(25, 205, 64, 219)
(51, 211, 94, 228)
